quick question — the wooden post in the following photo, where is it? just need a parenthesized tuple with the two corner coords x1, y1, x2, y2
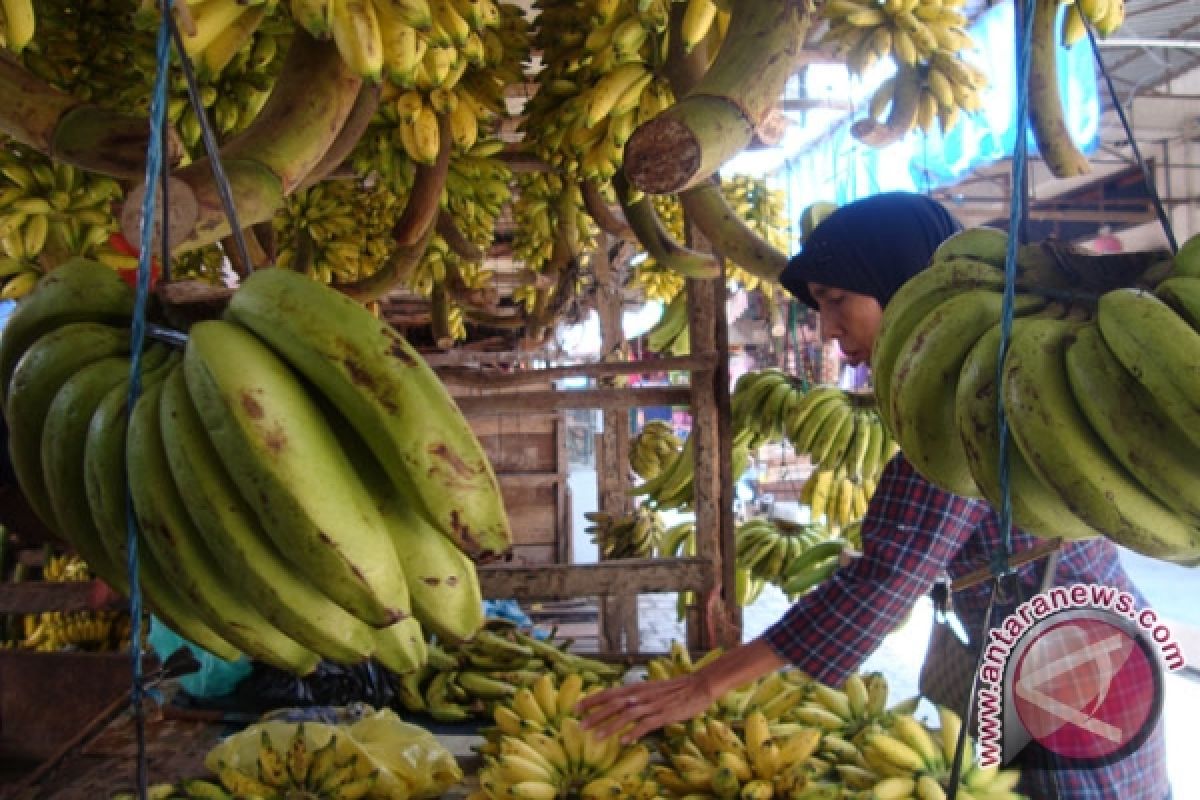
(593, 235, 640, 653)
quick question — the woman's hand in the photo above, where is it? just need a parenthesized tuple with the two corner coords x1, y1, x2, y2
(576, 670, 717, 744)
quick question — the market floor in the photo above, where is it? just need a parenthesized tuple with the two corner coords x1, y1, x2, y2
(567, 467, 1200, 797)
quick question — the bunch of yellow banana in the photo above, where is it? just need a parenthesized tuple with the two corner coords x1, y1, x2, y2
(470, 672, 656, 800)
(112, 778, 236, 800)
(1060, 0, 1126, 48)
(644, 291, 691, 356)
(781, 672, 895, 742)
(719, 174, 790, 296)
(444, 146, 513, 244)
(848, 706, 1024, 800)
(736, 517, 847, 597)
(0, 259, 511, 674)
(629, 420, 682, 481)
(585, 506, 664, 559)
(654, 709, 824, 800)
(784, 386, 897, 483)
(0, 140, 124, 298)
(819, 0, 988, 137)
(273, 177, 403, 285)
(798, 465, 874, 534)
(730, 368, 802, 448)
(645, 644, 812, 722)
(0, 0, 34, 52)
(11, 552, 132, 652)
(628, 262, 686, 305)
(872, 226, 1200, 564)
(399, 623, 625, 721)
(520, 0, 681, 182)
(206, 724, 380, 800)
(510, 173, 596, 313)
(630, 428, 755, 512)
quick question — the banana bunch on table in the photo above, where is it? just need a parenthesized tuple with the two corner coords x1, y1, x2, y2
(585, 506, 664, 560)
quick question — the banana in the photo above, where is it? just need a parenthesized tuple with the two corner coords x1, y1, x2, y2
(956, 321, 1101, 541)
(889, 290, 1045, 496)
(370, 615, 428, 674)
(159, 367, 379, 665)
(0, 257, 133, 406)
(331, 0, 385, 80)
(1028, 0, 1090, 177)
(184, 319, 410, 626)
(1004, 317, 1200, 562)
(1097, 288, 1200, 452)
(127, 375, 322, 675)
(0, 0, 35, 52)
(225, 268, 512, 559)
(290, 0, 336, 37)
(1064, 324, 1200, 524)
(6, 322, 130, 528)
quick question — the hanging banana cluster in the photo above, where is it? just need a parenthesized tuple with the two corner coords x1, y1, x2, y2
(396, 622, 625, 721)
(643, 292, 690, 356)
(520, 0, 682, 182)
(736, 518, 847, 599)
(630, 429, 755, 513)
(510, 173, 595, 313)
(720, 175, 789, 296)
(818, 0, 988, 137)
(273, 177, 404, 285)
(658, 522, 766, 618)
(1060, 0, 1127, 48)
(0, 141, 124, 299)
(585, 506, 664, 559)
(629, 420, 682, 481)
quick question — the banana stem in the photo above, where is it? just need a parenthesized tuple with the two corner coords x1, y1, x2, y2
(0, 54, 184, 179)
(680, 177, 788, 282)
(613, 171, 719, 278)
(120, 32, 363, 253)
(296, 83, 383, 192)
(394, 114, 453, 248)
(581, 179, 635, 242)
(1029, 0, 1090, 178)
(663, 0, 711, 98)
(623, 0, 812, 193)
(431, 282, 455, 349)
(334, 222, 437, 303)
(437, 210, 484, 262)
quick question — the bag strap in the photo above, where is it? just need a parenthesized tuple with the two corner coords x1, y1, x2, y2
(933, 538, 1063, 618)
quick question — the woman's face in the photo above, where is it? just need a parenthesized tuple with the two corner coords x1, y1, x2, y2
(806, 283, 884, 366)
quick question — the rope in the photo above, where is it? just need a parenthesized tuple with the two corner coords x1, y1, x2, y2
(124, 3, 174, 797)
(1085, 23, 1179, 255)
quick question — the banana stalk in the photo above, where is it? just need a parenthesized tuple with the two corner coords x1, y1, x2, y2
(580, 179, 634, 242)
(296, 83, 384, 192)
(431, 282, 455, 349)
(614, 172, 719, 278)
(0, 55, 184, 180)
(623, 0, 812, 193)
(437, 209, 484, 261)
(120, 31, 363, 254)
(680, 176, 788, 283)
(1028, 0, 1090, 177)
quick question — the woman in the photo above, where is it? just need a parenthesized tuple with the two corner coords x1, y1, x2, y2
(578, 192, 1171, 799)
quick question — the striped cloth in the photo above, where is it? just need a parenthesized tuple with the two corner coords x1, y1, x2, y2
(763, 454, 1171, 799)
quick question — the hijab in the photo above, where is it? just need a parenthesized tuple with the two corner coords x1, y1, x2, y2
(780, 192, 963, 309)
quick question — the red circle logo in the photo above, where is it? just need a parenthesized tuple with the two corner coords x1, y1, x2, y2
(1011, 614, 1160, 761)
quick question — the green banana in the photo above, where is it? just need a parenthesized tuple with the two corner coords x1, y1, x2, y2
(370, 616, 429, 675)
(1156, 276, 1200, 329)
(225, 267, 512, 558)
(889, 290, 1044, 497)
(1097, 288, 1200, 452)
(1004, 317, 1200, 562)
(159, 367, 378, 665)
(184, 319, 409, 627)
(127, 373, 322, 675)
(930, 227, 1009, 269)
(955, 321, 1100, 541)
(140, 550, 244, 664)
(1064, 325, 1200, 525)
(6, 321, 130, 527)
(0, 257, 133, 405)
(871, 257, 1004, 436)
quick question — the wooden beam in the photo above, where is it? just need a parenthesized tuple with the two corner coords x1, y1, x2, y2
(436, 353, 718, 387)
(0, 581, 105, 614)
(478, 558, 715, 600)
(456, 386, 692, 415)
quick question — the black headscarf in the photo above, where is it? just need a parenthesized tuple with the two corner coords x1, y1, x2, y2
(780, 192, 963, 309)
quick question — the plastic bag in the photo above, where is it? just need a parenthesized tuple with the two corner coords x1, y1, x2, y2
(147, 616, 251, 699)
(204, 706, 462, 800)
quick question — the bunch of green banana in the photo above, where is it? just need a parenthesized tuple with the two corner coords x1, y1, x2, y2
(872, 225, 1200, 563)
(0, 140, 124, 298)
(204, 724, 378, 800)
(653, 709, 825, 800)
(273, 177, 404, 285)
(0, 0, 34, 52)
(471, 672, 656, 800)
(819, 0, 986, 137)
(644, 291, 691, 356)
(629, 420, 682, 481)
(398, 623, 625, 720)
(1, 260, 511, 673)
(736, 517, 847, 598)
(784, 386, 897, 483)
(585, 506, 664, 559)
(847, 706, 1024, 800)
(629, 428, 755, 512)
(730, 368, 801, 448)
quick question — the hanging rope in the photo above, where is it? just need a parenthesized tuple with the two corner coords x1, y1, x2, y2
(1085, 24, 1179, 254)
(124, 3, 174, 798)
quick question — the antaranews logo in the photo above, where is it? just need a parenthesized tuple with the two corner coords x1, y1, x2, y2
(973, 583, 1185, 768)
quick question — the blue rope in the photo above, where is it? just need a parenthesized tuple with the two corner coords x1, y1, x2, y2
(125, 2, 173, 797)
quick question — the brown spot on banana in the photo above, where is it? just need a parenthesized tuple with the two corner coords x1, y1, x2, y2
(240, 390, 263, 419)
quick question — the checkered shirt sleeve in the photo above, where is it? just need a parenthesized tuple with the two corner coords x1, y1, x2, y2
(762, 454, 986, 686)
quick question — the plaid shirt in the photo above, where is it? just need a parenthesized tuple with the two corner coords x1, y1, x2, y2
(763, 454, 1171, 800)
